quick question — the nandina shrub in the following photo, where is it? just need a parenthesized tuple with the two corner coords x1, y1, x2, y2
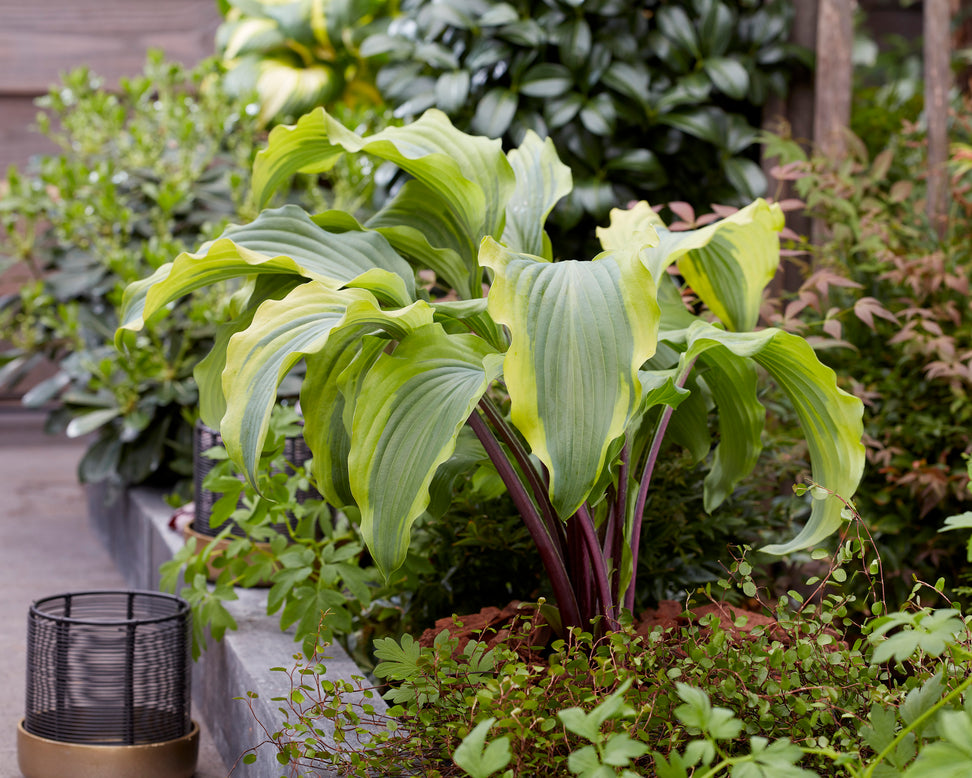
(761, 100, 972, 603)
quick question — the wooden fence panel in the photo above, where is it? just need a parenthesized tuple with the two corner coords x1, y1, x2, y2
(0, 0, 221, 172)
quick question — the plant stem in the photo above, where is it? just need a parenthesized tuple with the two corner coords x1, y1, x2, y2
(566, 517, 592, 623)
(625, 359, 695, 613)
(467, 410, 582, 629)
(604, 440, 630, 602)
(575, 505, 618, 629)
(479, 396, 568, 556)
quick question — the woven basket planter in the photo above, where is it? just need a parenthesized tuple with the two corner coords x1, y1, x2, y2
(192, 418, 316, 539)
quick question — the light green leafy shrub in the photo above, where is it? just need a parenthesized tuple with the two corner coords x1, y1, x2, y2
(238, 532, 972, 777)
(0, 54, 261, 486)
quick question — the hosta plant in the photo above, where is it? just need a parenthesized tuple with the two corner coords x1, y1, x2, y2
(216, 0, 390, 126)
(118, 108, 865, 630)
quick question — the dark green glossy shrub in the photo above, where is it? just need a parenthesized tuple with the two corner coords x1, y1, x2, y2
(362, 0, 808, 253)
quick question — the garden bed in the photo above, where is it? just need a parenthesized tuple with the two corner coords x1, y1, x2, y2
(86, 481, 385, 777)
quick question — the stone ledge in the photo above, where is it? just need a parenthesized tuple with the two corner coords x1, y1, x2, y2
(86, 482, 386, 777)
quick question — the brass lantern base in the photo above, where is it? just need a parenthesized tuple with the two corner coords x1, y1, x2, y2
(17, 718, 199, 778)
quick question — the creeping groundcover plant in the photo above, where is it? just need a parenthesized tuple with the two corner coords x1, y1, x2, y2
(117, 108, 865, 630)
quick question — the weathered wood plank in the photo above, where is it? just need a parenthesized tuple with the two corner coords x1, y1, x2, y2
(0, 0, 222, 94)
(925, 0, 951, 235)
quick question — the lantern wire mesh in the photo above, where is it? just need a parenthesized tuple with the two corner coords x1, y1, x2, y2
(24, 591, 191, 746)
(192, 419, 316, 538)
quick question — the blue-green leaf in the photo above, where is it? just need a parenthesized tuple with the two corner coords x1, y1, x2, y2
(220, 284, 435, 488)
(681, 322, 864, 553)
(502, 131, 572, 258)
(481, 235, 660, 518)
(350, 324, 502, 576)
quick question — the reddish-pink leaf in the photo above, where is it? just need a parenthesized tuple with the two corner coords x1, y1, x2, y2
(710, 204, 739, 218)
(889, 180, 913, 203)
(769, 162, 806, 181)
(823, 317, 842, 339)
(852, 297, 897, 330)
(785, 299, 809, 320)
(803, 269, 863, 294)
(667, 201, 695, 224)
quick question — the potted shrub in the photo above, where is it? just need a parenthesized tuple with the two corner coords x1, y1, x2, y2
(117, 107, 864, 633)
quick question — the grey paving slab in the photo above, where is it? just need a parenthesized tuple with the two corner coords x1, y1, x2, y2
(0, 410, 228, 778)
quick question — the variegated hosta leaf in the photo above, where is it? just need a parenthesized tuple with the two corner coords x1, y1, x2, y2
(217, 17, 284, 59)
(502, 132, 573, 258)
(252, 109, 516, 246)
(626, 367, 693, 479)
(639, 369, 690, 413)
(253, 57, 344, 127)
(681, 321, 865, 553)
(588, 372, 690, 510)
(367, 179, 480, 297)
(299, 330, 382, 509)
(694, 349, 764, 512)
(431, 298, 509, 353)
(312, 206, 475, 301)
(426, 428, 489, 519)
(221, 204, 416, 304)
(219, 283, 435, 487)
(663, 373, 710, 464)
(602, 199, 783, 332)
(481, 236, 660, 518)
(595, 200, 662, 260)
(655, 273, 699, 338)
(115, 205, 415, 340)
(195, 275, 303, 428)
(348, 324, 503, 577)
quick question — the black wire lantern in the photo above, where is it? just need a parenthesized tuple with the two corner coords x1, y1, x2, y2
(23, 591, 192, 745)
(19, 591, 198, 778)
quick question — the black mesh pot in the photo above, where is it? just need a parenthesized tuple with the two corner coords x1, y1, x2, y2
(24, 591, 191, 746)
(192, 419, 316, 538)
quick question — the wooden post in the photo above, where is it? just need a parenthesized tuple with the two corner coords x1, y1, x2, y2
(925, 0, 952, 236)
(956, 0, 972, 94)
(813, 0, 855, 162)
(763, 0, 817, 293)
(811, 0, 855, 247)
